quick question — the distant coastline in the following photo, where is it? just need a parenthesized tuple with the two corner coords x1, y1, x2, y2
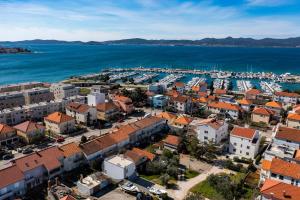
(2, 36, 300, 48)
(0, 46, 31, 54)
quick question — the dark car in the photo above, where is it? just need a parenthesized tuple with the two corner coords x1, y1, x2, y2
(22, 148, 33, 154)
(56, 137, 65, 143)
(3, 154, 14, 160)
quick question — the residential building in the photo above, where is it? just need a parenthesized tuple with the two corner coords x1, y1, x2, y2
(0, 82, 44, 93)
(237, 99, 252, 112)
(193, 118, 228, 144)
(245, 89, 262, 100)
(59, 142, 84, 172)
(259, 179, 300, 200)
(77, 172, 109, 196)
(50, 83, 79, 100)
(87, 92, 105, 106)
(157, 112, 177, 124)
(163, 134, 181, 152)
(251, 107, 274, 124)
(0, 107, 26, 125)
(191, 82, 207, 93)
(265, 101, 283, 115)
(124, 147, 155, 166)
(0, 165, 25, 200)
(0, 123, 18, 146)
(0, 91, 25, 109)
(214, 89, 227, 96)
(172, 115, 193, 131)
(208, 101, 241, 120)
(44, 112, 75, 134)
(103, 155, 136, 181)
(152, 94, 168, 108)
(66, 102, 97, 125)
(287, 113, 300, 129)
(14, 121, 45, 144)
(273, 126, 300, 149)
(112, 95, 134, 114)
(96, 102, 120, 121)
(148, 83, 164, 94)
(229, 127, 261, 159)
(169, 95, 191, 113)
(274, 91, 300, 106)
(260, 158, 300, 187)
(174, 82, 185, 93)
(23, 88, 54, 104)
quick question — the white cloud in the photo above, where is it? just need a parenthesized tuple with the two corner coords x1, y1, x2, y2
(246, 0, 294, 7)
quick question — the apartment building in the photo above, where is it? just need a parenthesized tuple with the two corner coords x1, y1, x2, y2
(237, 99, 252, 112)
(274, 91, 300, 106)
(0, 123, 18, 146)
(59, 142, 84, 172)
(287, 113, 300, 129)
(87, 92, 105, 107)
(245, 89, 262, 100)
(169, 95, 191, 113)
(208, 101, 241, 120)
(0, 107, 26, 126)
(112, 95, 134, 114)
(0, 91, 25, 109)
(66, 102, 97, 125)
(44, 112, 76, 134)
(193, 118, 228, 144)
(0, 82, 44, 93)
(229, 127, 261, 159)
(50, 83, 79, 100)
(265, 101, 283, 115)
(163, 134, 181, 152)
(273, 126, 300, 149)
(251, 107, 274, 124)
(23, 88, 54, 104)
(96, 102, 120, 121)
(173, 82, 185, 93)
(152, 94, 168, 108)
(14, 121, 45, 144)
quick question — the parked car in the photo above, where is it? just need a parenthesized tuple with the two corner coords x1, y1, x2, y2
(22, 148, 33, 154)
(56, 137, 65, 143)
(3, 153, 14, 160)
(17, 148, 23, 153)
(120, 182, 139, 194)
(148, 186, 167, 196)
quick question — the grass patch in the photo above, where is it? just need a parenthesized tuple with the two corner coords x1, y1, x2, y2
(185, 170, 200, 179)
(140, 174, 161, 185)
(79, 88, 91, 96)
(190, 179, 224, 200)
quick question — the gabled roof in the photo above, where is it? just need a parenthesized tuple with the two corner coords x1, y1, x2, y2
(174, 116, 193, 125)
(174, 82, 185, 88)
(198, 118, 225, 130)
(261, 159, 271, 171)
(237, 99, 252, 105)
(198, 97, 208, 103)
(66, 102, 90, 113)
(0, 123, 15, 135)
(275, 91, 300, 98)
(45, 112, 74, 124)
(124, 150, 145, 164)
(157, 112, 177, 120)
(60, 195, 76, 200)
(14, 121, 45, 134)
(114, 95, 132, 103)
(287, 113, 300, 121)
(231, 127, 256, 139)
(0, 165, 24, 188)
(260, 179, 300, 200)
(246, 88, 261, 95)
(132, 147, 155, 161)
(96, 102, 119, 112)
(214, 89, 227, 95)
(252, 107, 274, 116)
(164, 135, 181, 146)
(172, 95, 189, 103)
(265, 101, 282, 109)
(269, 158, 300, 180)
(208, 101, 241, 111)
(275, 126, 300, 143)
(60, 142, 82, 158)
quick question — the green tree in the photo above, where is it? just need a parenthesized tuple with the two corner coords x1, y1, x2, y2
(160, 174, 170, 186)
(80, 135, 87, 144)
(184, 193, 205, 200)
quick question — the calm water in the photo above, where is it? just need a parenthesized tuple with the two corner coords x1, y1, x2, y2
(0, 44, 300, 87)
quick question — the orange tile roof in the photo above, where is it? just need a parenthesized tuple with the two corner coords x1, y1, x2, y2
(270, 158, 300, 180)
(174, 82, 185, 88)
(164, 135, 181, 146)
(172, 95, 189, 103)
(293, 104, 300, 114)
(13, 121, 45, 134)
(132, 147, 155, 161)
(198, 118, 225, 130)
(294, 150, 300, 161)
(157, 112, 177, 120)
(0, 123, 15, 135)
(114, 95, 132, 103)
(237, 99, 252, 105)
(265, 101, 282, 109)
(275, 91, 300, 98)
(60, 195, 76, 200)
(261, 159, 271, 171)
(124, 150, 145, 164)
(45, 112, 74, 124)
(0, 165, 24, 188)
(96, 102, 119, 112)
(260, 179, 300, 200)
(288, 113, 300, 121)
(231, 127, 256, 139)
(66, 102, 90, 113)
(60, 142, 82, 158)
(275, 126, 300, 143)
(252, 107, 274, 116)
(198, 97, 208, 103)
(214, 89, 227, 95)
(198, 92, 208, 97)
(174, 116, 193, 125)
(208, 101, 241, 111)
(246, 88, 261, 95)
(192, 86, 200, 92)
(166, 90, 180, 98)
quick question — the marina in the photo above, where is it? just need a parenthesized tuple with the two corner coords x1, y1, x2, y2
(260, 81, 282, 94)
(109, 72, 137, 82)
(157, 73, 185, 88)
(133, 73, 159, 84)
(236, 80, 253, 92)
(185, 77, 206, 90)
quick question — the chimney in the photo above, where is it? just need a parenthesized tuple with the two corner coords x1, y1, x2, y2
(80, 174, 84, 183)
(55, 177, 59, 186)
(283, 190, 287, 197)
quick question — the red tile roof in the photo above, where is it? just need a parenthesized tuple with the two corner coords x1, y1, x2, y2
(60, 195, 76, 200)
(198, 118, 225, 130)
(164, 135, 181, 146)
(0, 123, 15, 135)
(237, 99, 252, 105)
(288, 113, 300, 121)
(214, 89, 227, 95)
(0, 165, 24, 188)
(231, 127, 256, 139)
(13, 121, 45, 134)
(172, 95, 189, 103)
(265, 101, 282, 109)
(261, 179, 300, 200)
(270, 158, 300, 180)
(174, 116, 193, 125)
(60, 142, 82, 158)
(275, 91, 300, 98)
(96, 102, 119, 112)
(157, 112, 177, 120)
(208, 101, 241, 111)
(132, 147, 155, 161)
(174, 82, 185, 88)
(275, 126, 300, 143)
(246, 89, 261, 95)
(45, 112, 74, 124)
(114, 95, 132, 103)
(252, 107, 274, 116)
(66, 102, 90, 113)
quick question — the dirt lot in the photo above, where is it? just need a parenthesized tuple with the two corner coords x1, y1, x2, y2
(98, 188, 136, 200)
(180, 154, 212, 172)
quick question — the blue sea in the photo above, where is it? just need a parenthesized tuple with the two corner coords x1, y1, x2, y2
(0, 44, 300, 90)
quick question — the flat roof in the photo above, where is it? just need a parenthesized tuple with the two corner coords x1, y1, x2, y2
(106, 155, 134, 168)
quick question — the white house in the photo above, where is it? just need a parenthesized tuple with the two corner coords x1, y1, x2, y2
(44, 112, 76, 134)
(193, 118, 228, 144)
(274, 91, 300, 106)
(103, 155, 136, 181)
(77, 172, 109, 196)
(60, 142, 84, 172)
(286, 113, 300, 129)
(229, 127, 261, 159)
(169, 95, 191, 113)
(273, 126, 300, 149)
(87, 92, 105, 106)
(65, 102, 97, 126)
(208, 101, 241, 120)
(152, 94, 168, 108)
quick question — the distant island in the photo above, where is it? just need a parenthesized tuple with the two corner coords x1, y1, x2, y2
(1, 36, 300, 47)
(0, 46, 31, 54)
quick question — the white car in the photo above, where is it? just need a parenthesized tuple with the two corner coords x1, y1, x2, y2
(148, 186, 167, 196)
(120, 182, 139, 194)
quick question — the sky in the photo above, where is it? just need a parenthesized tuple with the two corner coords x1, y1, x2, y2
(0, 0, 300, 41)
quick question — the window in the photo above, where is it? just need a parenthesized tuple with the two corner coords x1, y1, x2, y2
(246, 152, 249, 155)
(204, 136, 208, 140)
(234, 142, 237, 146)
(279, 175, 284, 180)
(247, 146, 250, 149)
(204, 130, 208, 134)
(271, 173, 277, 178)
